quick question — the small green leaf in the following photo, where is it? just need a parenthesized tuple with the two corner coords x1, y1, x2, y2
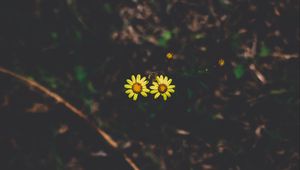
(158, 31, 172, 47)
(194, 33, 205, 40)
(157, 38, 167, 47)
(74, 66, 87, 83)
(234, 64, 245, 79)
(270, 89, 287, 95)
(162, 31, 172, 40)
(45, 77, 57, 89)
(259, 42, 271, 57)
(87, 81, 97, 93)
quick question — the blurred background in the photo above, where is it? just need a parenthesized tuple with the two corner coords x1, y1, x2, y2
(0, 0, 299, 170)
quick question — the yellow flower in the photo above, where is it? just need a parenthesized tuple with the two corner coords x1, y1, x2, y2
(124, 74, 150, 101)
(166, 52, 174, 60)
(218, 58, 225, 66)
(150, 75, 175, 101)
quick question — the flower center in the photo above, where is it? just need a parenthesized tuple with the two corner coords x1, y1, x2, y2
(158, 84, 167, 93)
(132, 83, 142, 93)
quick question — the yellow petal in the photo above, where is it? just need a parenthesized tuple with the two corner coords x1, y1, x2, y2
(137, 74, 141, 82)
(128, 92, 134, 98)
(152, 82, 158, 87)
(133, 94, 138, 101)
(141, 80, 148, 86)
(143, 88, 150, 92)
(164, 76, 168, 83)
(131, 75, 136, 82)
(167, 79, 172, 85)
(154, 92, 160, 99)
(168, 88, 175, 93)
(156, 76, 162, 83)
(162, 94, 167, 101)
(169, 85, 175, 89)
(140, 77, 146, 82)
(141, 92, 147, 97)
(150, 85, 157, 90)
(166, 91, 171, 97)
(124, 84, 132, 89)
(150, 90, 158, 94)
(126, 79, 133, 85)
(125, 89, 133, 94)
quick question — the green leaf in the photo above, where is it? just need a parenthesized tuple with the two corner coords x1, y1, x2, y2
(259, 42, 271, 57)
(87, 81, 97, 93)
(158, 30, 172, 47)
(194, 33, 205, 40)
(74, 66, 87, 83)
(45, 77, 57, 89)
(270, 89, 287, 95)
(162, 31, 172, 40)
(234, 64, 245, 79)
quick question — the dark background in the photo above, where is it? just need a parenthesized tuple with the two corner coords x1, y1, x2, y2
(0, 0, 299, 170)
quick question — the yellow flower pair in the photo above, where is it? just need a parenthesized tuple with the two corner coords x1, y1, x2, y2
(124, 74, 175, 101)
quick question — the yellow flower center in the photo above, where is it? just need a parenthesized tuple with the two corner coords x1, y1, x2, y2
(158, 84, 167, 93)
(132, 83, 142, 93)
(218, 58, 225, 66)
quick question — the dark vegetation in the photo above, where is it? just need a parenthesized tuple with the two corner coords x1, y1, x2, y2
(0, 0, 299, 170)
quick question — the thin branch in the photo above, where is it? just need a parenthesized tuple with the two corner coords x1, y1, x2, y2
(0, 66, 140, 170)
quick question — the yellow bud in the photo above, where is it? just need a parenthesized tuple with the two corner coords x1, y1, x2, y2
(218, 58, 225, 66)
(166, 52, 173, 60)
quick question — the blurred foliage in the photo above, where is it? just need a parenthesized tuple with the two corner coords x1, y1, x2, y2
(233, 64, 245, 79)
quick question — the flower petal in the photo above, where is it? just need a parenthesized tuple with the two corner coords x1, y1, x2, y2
(131, 75, 136, 82)
(168, 88, 175, 93)
(154, 92, 160, 99)
(157, 76, 163, 83)
(150, 85, 157, 90)
(162, 94, 167, 101)
(167, 79, 172, 85)
(125, 89, 133, 94)
(137, 74, 141, 82)
(126, 79, 133, 85)
(128, 92, 134, 98)
(155, 76, 160, 83)
(124, 84, 132, 89)
(169, 85, 175, 89)
(150, 89, 158, 94)
(141, 92, 147, 97)
(166, 91, 171, 97)
(133, 94, 138, 101)
(140, 77, 146, 82)
(164, 76, 168, 83)
(160, 75, 163, 80)
(141, 80, 148, 86)
(143, 88, 150, 92)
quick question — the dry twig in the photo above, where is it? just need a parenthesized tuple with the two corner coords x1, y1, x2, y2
(0, 66, 140, 170)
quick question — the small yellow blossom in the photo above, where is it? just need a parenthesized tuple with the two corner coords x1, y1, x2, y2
(166, 52, 174, 60)
(218, 58, 225, 66)
(124, 74, 150, 101)
(150, 75, 175, 101)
